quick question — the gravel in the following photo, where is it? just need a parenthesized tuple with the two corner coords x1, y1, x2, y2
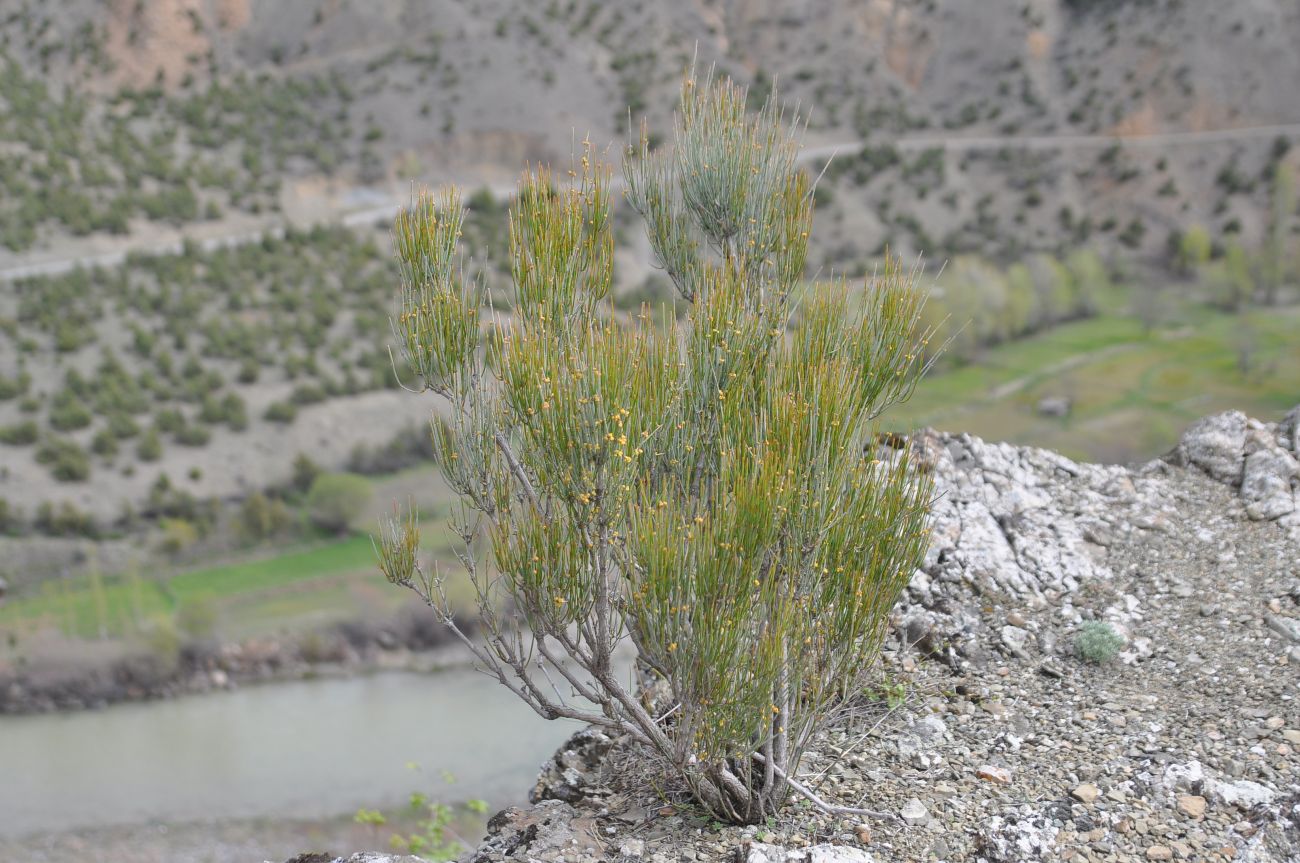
(461, 407, 1300, 863)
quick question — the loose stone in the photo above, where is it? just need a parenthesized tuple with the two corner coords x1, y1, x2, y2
(1072, 783, 1101, 804)
(975, 764, 1012, 785)
(1175, 795, 1206, 819)
(900, 798, 928, 826)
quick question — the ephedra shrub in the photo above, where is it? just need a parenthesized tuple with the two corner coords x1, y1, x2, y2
(375, 73, 934, 824)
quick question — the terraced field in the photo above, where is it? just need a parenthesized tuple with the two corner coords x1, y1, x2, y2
(891, 303, 1300, 463)
(0, 465, 470, 644)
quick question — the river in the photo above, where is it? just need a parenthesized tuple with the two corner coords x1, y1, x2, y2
(0, 668, 583, 839)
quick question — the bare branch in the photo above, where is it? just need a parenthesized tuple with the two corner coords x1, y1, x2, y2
(494, 430, 543, 514)
(751, 752, 900, 823)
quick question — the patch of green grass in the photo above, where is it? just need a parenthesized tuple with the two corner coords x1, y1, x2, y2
(0, 573, 171, 639)
(0, 507, 462, 640)
(169, 534, 381, 601)
(893, 304, 1300, 462)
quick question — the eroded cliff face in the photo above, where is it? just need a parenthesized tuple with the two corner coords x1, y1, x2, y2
(298, 405, 1300, 863)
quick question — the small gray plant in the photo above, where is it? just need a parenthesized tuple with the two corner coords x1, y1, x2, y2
(1074, 621, 1124, 664)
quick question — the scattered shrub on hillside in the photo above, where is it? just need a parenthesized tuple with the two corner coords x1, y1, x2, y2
(143, 613, 182, 672)
(346, 424, 438, 475)
(290, 383, 327, 405)
(198, 394, 226, 425)
(48, 394, 93, 431)
(237, 358, 261, 384)
(35, 437, 91, 481)
(264, 400, 297, 423)
(174, 422, 211, 447)
(33, 500, 97, 537)
(1075, 621, 1124, 664)
(1205, 241, 1255, 311)
(157, 517, 199, 556)
(0, 372, 30, 401)
(155, 408, 186, 434)
(1118, 218, 1146, 249)
(137, 427, 163, 461)
(306, 473, 372, 534)
(105, 411, 141, 439)
(238, 491, 294, 542)
(221, 392, 248, 431)
(290, 453, 321, 495)
(0, 497, 23, 535)
(91, 428, 119, 456)
(0, 420, 38, 445)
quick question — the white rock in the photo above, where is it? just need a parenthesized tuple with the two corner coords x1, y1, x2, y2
(1173, 411, 1247, 484)
(1119, 636, 1154, 665)
(1210, 778, 1276, 808)
(1266, 615, 1300, 643)
(807, 845, 875, 863)
(977, 813, 1059, 859)
(976, 764, 1013, 785)
(744, 844, 873, 863)
(1000, 625, 1032, 657)
(1279, 405, 1300, 453)
(908, 568, 932, 597)
(900, 798, 929, 825)
(1161, 761, 1205, 792)
(1241, 447, 1298, 520)
(745, 842, 791, 863)
(914, 714, 948, 743)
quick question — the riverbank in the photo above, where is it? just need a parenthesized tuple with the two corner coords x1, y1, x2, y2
(0, 801, 489, 863)
(0, 610, 473, 714)
(0, 810, 407, 863)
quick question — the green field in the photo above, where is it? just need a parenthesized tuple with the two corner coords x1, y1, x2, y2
(1, 535, 411, 641)
(0, 480, 470, 643)
(890, 303, 1300, 463)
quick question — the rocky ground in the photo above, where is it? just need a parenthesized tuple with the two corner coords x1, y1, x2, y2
(338, 405, 1300, 863)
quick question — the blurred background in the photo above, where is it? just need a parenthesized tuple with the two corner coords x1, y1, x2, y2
(0, 1, 1297, 860)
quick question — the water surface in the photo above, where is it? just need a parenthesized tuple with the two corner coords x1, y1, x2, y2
(0, 669, 581, 838)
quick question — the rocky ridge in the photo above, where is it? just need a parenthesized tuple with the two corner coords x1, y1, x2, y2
(302, 405, 1300, 863)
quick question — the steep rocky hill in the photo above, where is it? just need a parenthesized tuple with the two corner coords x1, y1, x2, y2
(2, 0, 1298, 265)
(2, 0, 1298, 530)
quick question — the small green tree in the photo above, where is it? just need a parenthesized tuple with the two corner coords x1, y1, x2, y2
(376, 73, 933, 824)
(1177, 225, 1212, 275)
(306, 473, 372, 534)
(1210, 241, 1254, 311)
(238, 491, 293, 542)
(1263, 163, 1295, 305)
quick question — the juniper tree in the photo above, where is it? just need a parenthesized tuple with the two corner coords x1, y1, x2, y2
(376, 73, 934, 824)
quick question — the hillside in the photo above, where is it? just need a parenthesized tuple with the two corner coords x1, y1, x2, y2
(1, 0, 1298, 601)
(1, 0, 1298, 266)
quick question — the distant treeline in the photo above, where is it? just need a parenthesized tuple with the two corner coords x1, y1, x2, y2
(920, 249, 1110, 363)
